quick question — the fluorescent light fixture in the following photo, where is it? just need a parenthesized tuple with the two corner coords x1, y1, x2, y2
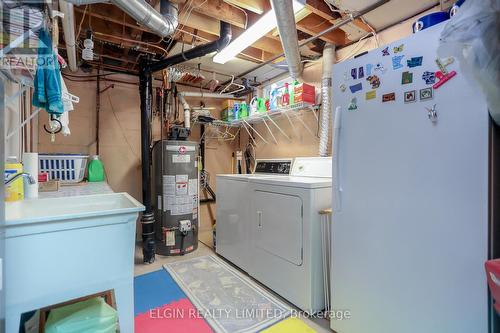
(213, 0, 305, 64)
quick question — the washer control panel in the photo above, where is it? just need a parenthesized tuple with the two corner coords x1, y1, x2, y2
(254, 159, 293, 175)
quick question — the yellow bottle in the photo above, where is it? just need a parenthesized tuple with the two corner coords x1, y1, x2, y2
(5, 163, 24, 202)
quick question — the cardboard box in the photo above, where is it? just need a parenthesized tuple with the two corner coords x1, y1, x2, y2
(39, 180, 60, 192)
(293, 92, 315, 104)
(221, 99, 238, 110)
(294, 83, 315, 96)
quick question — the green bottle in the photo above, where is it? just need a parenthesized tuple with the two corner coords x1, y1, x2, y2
(290, 80, 299, 105)
(239, 102, 249, 118)
(88, 155, 105, 182)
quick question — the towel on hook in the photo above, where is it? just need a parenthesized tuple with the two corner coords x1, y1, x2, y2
(32, 28, 64, 115)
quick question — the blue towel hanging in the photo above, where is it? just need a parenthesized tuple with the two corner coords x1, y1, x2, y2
(32, 28, 64, 116)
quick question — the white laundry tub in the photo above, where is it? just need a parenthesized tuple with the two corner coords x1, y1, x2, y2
(4, 192, 144, 333)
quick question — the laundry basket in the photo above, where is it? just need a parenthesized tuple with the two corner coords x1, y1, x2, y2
(39, 154, 88, 183)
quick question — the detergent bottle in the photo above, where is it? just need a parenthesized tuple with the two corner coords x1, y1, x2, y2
(88, 155, 105, 182)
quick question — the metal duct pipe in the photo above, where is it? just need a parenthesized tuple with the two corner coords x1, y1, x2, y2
(65, 0, 177, 38)
(271, 0, 303, 80)
(221, 0, 389, 86)
(178, 93, 190, 130)
(59, 1, 78, 72)
(319, 43, 335, 157)
(150, 21, 232, 72)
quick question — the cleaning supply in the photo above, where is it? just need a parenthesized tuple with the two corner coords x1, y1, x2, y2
(233, 103, 240, 121)
(87, 155, 105, 182)
(290, 80, 298, 105)
(270, 84, 278, 111)
(5, 163, 24, 201)
(239, 102, 248, 119)
(282, 82, 290, 107)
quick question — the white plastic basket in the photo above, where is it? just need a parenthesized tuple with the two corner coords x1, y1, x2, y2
(38, 154, 89, 183)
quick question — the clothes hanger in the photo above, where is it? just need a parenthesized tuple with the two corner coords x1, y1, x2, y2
(220, 75, 245, 94)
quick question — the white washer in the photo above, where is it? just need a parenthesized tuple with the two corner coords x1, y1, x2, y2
(216, 159, 293, 273)
(248, 157, 332, 313)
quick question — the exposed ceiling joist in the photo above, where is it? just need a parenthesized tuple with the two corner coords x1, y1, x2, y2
(176, 0, 248, 29)
(296, 13, 348, 45)
(222, 0, 269, 14)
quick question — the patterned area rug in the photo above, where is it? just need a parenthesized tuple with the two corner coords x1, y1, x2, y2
(164, 255, 292, 333)
(135, 257, 317, 333)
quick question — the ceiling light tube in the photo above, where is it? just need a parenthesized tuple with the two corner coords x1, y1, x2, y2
(213, 0, 305, 64)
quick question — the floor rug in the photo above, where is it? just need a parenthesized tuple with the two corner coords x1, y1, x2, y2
(261, 317, 317, 333)
(134, 270, 214, 333)
(164, 255, 291, 333)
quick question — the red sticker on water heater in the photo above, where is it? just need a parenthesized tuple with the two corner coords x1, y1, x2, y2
(179, 146, 186, 154)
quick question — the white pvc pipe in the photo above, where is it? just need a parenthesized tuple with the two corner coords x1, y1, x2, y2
(59, 0, 78, 72)
(180, 92, 244, 99)
(178, 93, 190, 130)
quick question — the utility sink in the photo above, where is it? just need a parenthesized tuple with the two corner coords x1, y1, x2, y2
(4, 192, 144, 333)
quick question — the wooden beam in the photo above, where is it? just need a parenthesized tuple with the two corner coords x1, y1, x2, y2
(296, 13, 348, 45)
(305, 0, 370, 35)
(178, 0, 247, 29)
(178, 10, 221, 36)
(305, 0, 341, 21)
(223, 0, 269, 14)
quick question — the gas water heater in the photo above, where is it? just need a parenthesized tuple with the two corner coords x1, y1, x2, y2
(152, 140, 199, 255)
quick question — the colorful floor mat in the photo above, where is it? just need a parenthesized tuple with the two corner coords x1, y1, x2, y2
(134, 263, 317, 333)
(134, 269, 213, 333)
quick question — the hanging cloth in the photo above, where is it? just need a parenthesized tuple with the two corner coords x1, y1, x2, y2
(32, 28, 64, 115)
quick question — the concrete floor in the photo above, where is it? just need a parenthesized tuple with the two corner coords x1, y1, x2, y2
(134, 241, 333, 333)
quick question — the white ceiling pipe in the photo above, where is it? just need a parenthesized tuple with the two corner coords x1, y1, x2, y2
(271, 0, 304, 80)
(180, 92, 245, 99)
(65, 0, 177, 38)
(59, 0, 78, 72)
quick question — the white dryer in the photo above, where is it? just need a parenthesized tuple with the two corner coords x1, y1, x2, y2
(216, 159, 293, 273)
(248, 157, 332, 313)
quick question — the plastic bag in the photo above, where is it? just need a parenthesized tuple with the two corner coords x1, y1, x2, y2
(437, 0, 500, 124)
(44, 297, 117, 333)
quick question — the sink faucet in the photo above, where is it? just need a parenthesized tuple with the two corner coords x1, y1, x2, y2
(5, 173, 36, 186)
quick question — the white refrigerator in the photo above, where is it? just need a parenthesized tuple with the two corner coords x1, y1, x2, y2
(330, 23, 489, 333)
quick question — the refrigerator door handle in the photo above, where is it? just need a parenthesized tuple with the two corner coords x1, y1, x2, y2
(332, 106, 342, 211)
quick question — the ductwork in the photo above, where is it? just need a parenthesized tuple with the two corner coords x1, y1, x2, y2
(271, 0, 303, 80)
(319, 43, 335, 157)
(59, 1, 78, 72)
(65, 0, 177, 38)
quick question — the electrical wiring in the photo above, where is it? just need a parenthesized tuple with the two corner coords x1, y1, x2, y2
(76, 5, 88, 41)
(336, 31, 375, 62)
(323, 0, 380, 50)
(223, 0, 248, 29)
